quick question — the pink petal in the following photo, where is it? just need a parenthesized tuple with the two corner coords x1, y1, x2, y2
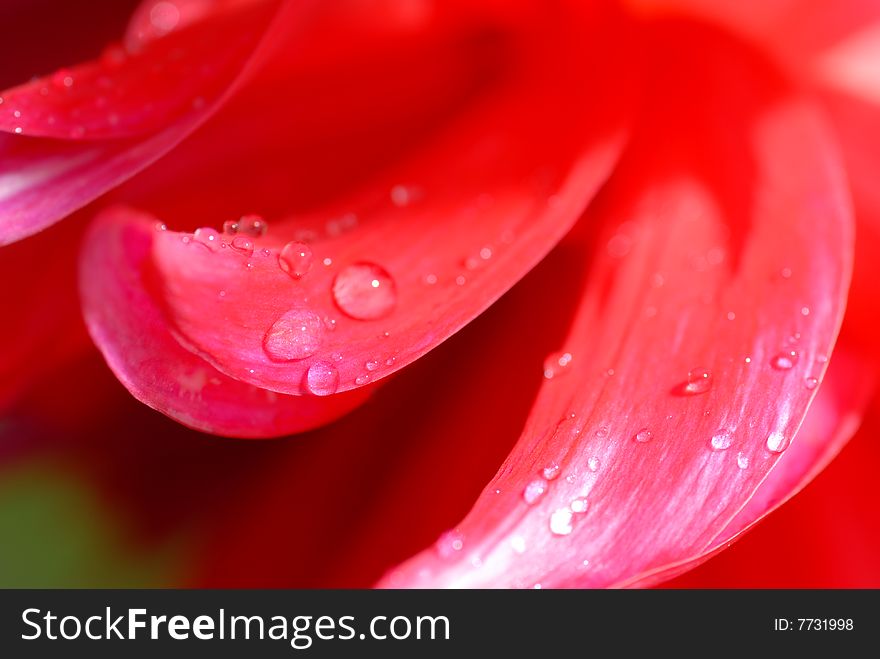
(0, 0, 283, 245)
(378, 24, 855, 588)
(130, 1, 632, 399)
(78, 206, 370, 438)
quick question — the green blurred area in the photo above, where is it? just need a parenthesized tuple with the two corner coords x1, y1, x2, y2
(0, 464, 180, 588)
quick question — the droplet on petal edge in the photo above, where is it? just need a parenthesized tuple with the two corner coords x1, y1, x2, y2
(225, 214, 268, 237)
(435, 530, 464, 558)
(305, 361, 339, 396)
(193, 227, 221, 251)
(710, 429, 733, 450)
(766, 431, 790, 453)
(332, 262, 397, 320)
(278, 241, 313, 279)
(262, 309, 323, 362)
(230, 235, 254, 257)
(522, 479, 548, 505)
(804, 376, 819, 390)
(771, 351, 798, 370)
(543, 351, 573, 379)
(683, 367, 712, 394)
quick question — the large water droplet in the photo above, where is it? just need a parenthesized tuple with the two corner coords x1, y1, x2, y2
(710, 429, 733, 450)
(278, 241, 313, 279)
(766, 431, 790, 453)
(683, 367, 712, 394)
(634, 428, 653, 443)
(522, 479, 548, 505)
(549, 508, 574, 536)
(263, 309, 323, 361)
(332, 262, 397, 320)
(771, 351, 798, 370)
(193, 227, 221, 251)
(543, 351, 573, 379)
(230, 235, 254, 257)
(305, 361, 339, 396)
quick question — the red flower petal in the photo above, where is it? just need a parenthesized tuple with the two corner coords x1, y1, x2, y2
(79, 206, 370, 438)
(378, 23, 855, 588)
(0, 0, 283, 245)
(124, 1, 632, 400)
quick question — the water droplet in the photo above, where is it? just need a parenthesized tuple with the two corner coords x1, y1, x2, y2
(710, 429, 733, 450)
(595, 427, 609, 439)
(263, 310, 323, 361)
(278, 241, 313, 279)
(726, 311, 736, 321)
(304, 361, 339, 396)
(365, 359, 380, 372)
(801, 306, 810, 316)
(543, 351, 573, 379)
(435, 530, 464, 558)
(569, 497, 589, 514)
(816, 354, 828, 364)
(193, 227, 221, 251)
(780, 267, 792, 279)
(510, 536, 527, 554)
(804, 376, 819, 390)
(230, 235, 254, 257)
(154, 222, 167, 232)
(423, 273, 438, 285)
(51, 69, 74, 88)
(542, 464, 560, 480)
(235, 214, 268, 237)
(355, 373, 371, 385)
(766, 431, 790, 453)
(634, 428, 653, 443)
(587, 456, 600, 472)
(744, 356, 752, 364)
(736, 452, 749, 469)
(333, 262, 396, 320)
(682, 367, 712, 395)
(771, 351, 798, 370)
(385, 356, 396, 366)
(13, 127, 22, 134)
(479, 246, 493, 260)
(455, 275, 467, 286)
(522, 479, 548, 505)
(549, 508, 574, 536)
(150, 1, 181, 33)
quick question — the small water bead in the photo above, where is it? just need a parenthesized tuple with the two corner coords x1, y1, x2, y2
(569, 498, 589, 514)
(634, 428, 653, 443)
(455, 275, 467, 286)
(263, 309, 323, 361)
(543, 351, 573, 379)
(193, 227, 221, 251)
(13, 127, 22, 134)
(479, 246, 493, 260)
(305, 361, 339, 396)
(510, 536, 527, 554)
(333, 262, 397, 320)
(736, 452, 750, 469)
(385, 356, 396, 366)
(549, 508, 574, 536)
(683, 367, 712, 394)
(587, 456, 600, 472)
(522, 479, 548, 505)
(771, 351, 798, 370)
(801, 306, 811, 316)
(355, 374, 371, 385)
(804, 376, 820, 390)
(230, 235, 254, 257)
(365, 359, 380, 372)
(423, 273, 438, 285)
(323, 317, 337, 332)
(595, 427, 609, 439)
(766, 431, 790, 453)
(278, 241, 313, 279)
(710, 429, 733, 450)
(542, 464, 560, 481)
(565, 473, 576, 484)
(260, 248, 271, 257)
(780, 267, 793, 279)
